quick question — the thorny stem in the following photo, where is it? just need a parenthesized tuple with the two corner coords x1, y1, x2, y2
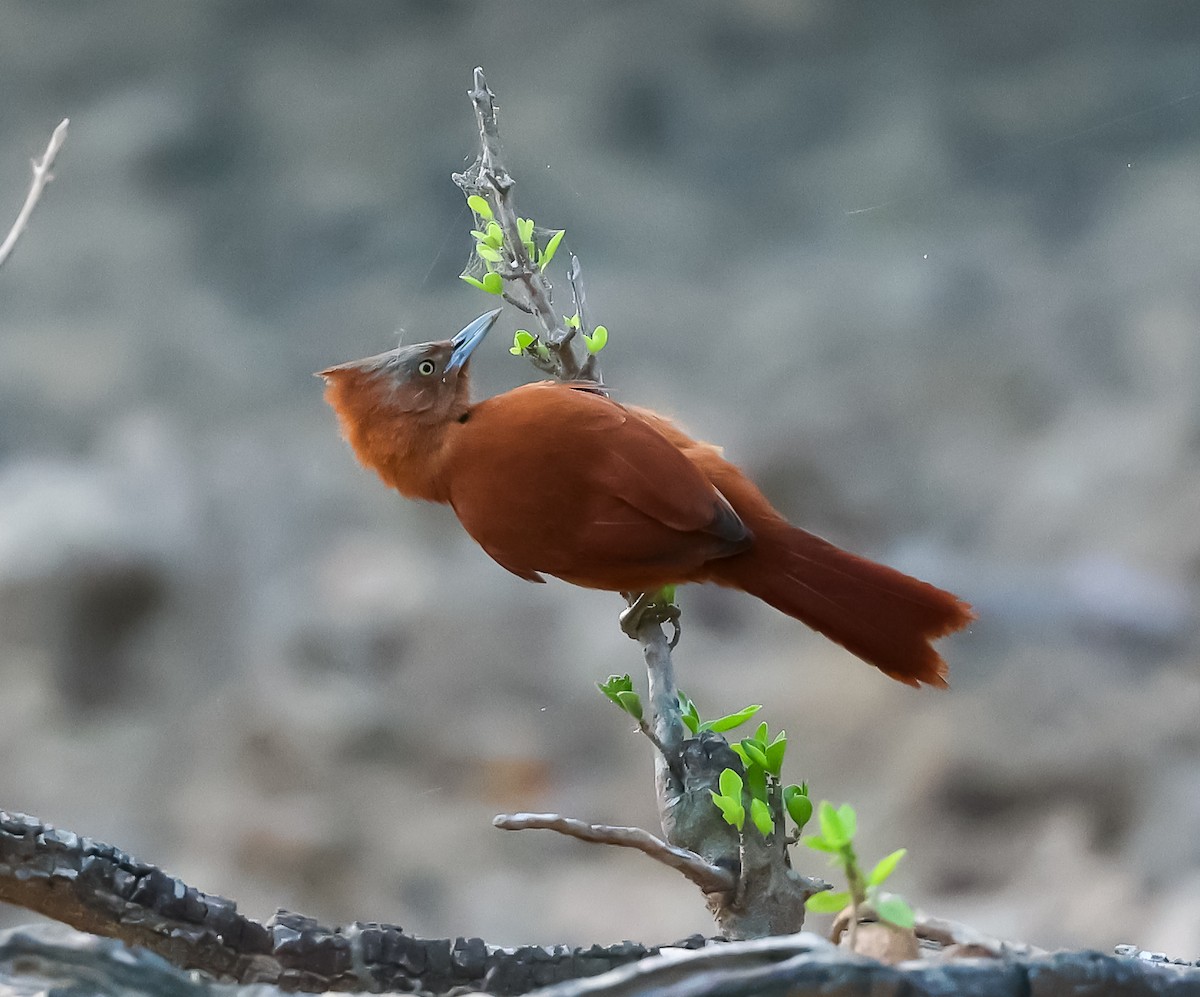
(0, 118, 69, 270)
(637, 717, 678, 775)
(567, 255, 602, 383)
(453, 68, 601, 386)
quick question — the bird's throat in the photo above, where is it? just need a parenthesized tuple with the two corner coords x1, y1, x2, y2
(323, 374, 456, 504)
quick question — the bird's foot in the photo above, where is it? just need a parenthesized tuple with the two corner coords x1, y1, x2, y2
(620, 589, 681, 648)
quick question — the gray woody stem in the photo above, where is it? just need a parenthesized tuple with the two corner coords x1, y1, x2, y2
(493, 813, 734, 894)
(464, 68, 822, 938)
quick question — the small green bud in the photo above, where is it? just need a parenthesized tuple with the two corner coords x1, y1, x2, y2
(510, 330, 536, 355)
(784, 785, 814, 831)
(467, 195, 493, 219)
(584, 325, 608, 354)
(482, 271, 503, 295)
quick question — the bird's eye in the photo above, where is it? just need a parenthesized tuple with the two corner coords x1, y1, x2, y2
(417, 359, 436, 376)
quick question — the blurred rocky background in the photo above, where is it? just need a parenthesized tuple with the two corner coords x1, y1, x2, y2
(1, 0, 1198, 958)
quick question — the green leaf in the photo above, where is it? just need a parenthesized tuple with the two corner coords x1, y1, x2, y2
(564, 312, 581, 329)
(729, 743, 750, 767)
(867, 848, 907, 887)
(460, 274, 487, 291)
(805, 890, 851, 914)
(483, 222, 503, 247)
(801, 834, 839, 853)
(517, 217, 535, 243)
(681, 713, 698, 734)
(746, 763, 768, 804)
(710, 793, 745, 831)
(597, 674, 633, 705)
(509, 330, 536, 356)
(467, 195, 492, 219)
(469, 229, 489, 242)
(481, 272, 503, 295)
(784, 785, 814, 830)
(740, 739, 769, 770)
(764, 735, 787, 776)
(475, 245, 502, 263)
(677, 691, 699, 733)
(718, 767, 743, 800)
(872, 894, 915, 929)
(754, 721, 769, 746)
(817, 802, 847, 847)
(837, 804, 857, 842)
(540, 229, 565, 269)
(615, 690, 643, 719)
(749, 798, 774, 837)
(702, 704, 761, 734)
(584, 325, 608, 354)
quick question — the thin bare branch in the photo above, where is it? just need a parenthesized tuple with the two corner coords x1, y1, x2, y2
(493, 812, 735, 894)
(453, 68, 604, 386)
(0, 118, 68, 270)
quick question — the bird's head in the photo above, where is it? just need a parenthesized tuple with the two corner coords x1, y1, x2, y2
(317, 309, 501, 425)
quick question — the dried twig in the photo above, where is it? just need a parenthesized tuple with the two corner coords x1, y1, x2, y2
(0, 118, 68, 270)
(493, 813, 735, 894)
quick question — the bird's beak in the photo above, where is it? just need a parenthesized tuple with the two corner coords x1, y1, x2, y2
(446, 308, 502, 372)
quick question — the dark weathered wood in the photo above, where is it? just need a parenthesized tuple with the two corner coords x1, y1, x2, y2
(0, 810, 699, 993)
(3, 916, 1200, 997)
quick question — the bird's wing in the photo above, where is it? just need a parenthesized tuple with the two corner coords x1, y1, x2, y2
(447, 383, 749, 587)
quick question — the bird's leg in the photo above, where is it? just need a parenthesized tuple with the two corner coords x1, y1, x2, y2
(619, 588, 681, 648)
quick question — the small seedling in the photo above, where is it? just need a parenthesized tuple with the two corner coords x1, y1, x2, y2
(803, 801, 914, 930)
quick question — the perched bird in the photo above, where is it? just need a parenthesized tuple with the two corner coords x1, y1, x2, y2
(318, 311, 973, 688)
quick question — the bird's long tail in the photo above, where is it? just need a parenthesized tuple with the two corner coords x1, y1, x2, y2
(707, 519, 974, 688)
